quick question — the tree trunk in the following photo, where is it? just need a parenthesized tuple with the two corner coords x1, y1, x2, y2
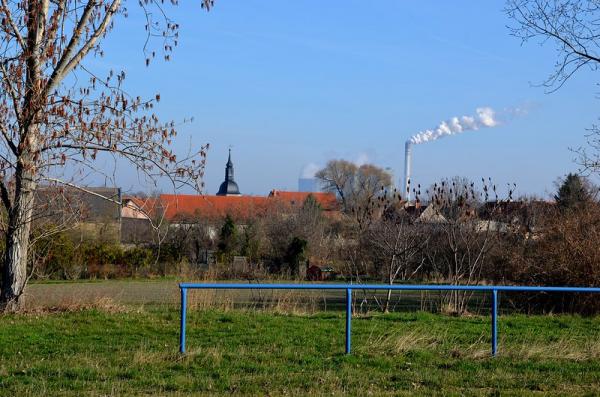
(383, 255, 396, 313)
(0, 167, 36, 312)
(383, 288, 392, 313)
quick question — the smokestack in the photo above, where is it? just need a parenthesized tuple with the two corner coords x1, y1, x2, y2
(404, 141, 412, 201)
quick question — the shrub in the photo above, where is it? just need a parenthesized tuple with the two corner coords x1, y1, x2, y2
(123, 246, 154, 276)
(493, 203, 600, 314)
(33, 232, 80, 279)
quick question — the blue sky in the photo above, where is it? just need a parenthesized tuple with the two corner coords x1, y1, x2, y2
(90, 1, 599, 197)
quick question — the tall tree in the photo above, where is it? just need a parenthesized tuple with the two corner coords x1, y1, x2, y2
(0, 0, 213, 311)
(354, 164, 393, 208)
(315, 159, 357, 211)
(217, 214, 237, 263)
(316, 160, 392, 212)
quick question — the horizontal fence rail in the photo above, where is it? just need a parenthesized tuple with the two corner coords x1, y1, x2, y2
(178, 283, 600, 356)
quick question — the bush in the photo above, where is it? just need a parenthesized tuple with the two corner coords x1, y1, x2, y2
(33, 232, 80, 279)
(122, 246, 154, 276)
(492, 203, 600, 314)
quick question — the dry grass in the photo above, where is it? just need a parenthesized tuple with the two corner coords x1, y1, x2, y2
(185, 288, 325, 316)
(186, 289, 236, 311)
(360, 324, 600, 361)
(263, 289, 321, 315)
(19, 296, 128, 315)
(182, 271, 326, 315)
(503, 336, 600, 361)
(360, 327, 445, 354)
(359, 325, 489, 358)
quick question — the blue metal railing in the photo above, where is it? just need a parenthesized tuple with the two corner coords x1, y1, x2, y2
(178, 283, 600, 356)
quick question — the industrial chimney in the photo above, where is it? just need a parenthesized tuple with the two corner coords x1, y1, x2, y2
(404, 141, 412, 201)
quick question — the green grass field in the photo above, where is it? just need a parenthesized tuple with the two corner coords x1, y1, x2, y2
(2, 284, 600, 396)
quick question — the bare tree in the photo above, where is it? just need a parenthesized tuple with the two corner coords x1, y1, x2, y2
(426, 179, 510, 314)
(354, 164, 393, 209)
(316, 159, 357, 211)
(340, 189, 426, 313)
(505, 0, 600, 174)
(0, 0, 214, 311)
(316, 159, 392, 213)
(365, 209, 427, 313)
(295, 194, 329, 260)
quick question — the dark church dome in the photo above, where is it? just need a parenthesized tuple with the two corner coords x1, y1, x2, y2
(216, 149, 241, 196)
(217, 179, 240, 196)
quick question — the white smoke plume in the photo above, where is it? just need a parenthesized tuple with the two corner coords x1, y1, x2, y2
(409, 107, 499, 145)
(300, 162, 320, 178)
(354, 152, 370, 166)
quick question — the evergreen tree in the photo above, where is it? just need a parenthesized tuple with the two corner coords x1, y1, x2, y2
(554, 173, 592, 210)
(217, 215, 238, 263)
(301, 194, 322, 213)
(284, 237, 307, 276)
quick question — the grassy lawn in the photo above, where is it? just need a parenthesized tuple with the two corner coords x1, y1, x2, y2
(1, 306, 600, 396)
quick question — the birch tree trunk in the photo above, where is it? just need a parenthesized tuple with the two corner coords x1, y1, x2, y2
(1, 158, 37, 311)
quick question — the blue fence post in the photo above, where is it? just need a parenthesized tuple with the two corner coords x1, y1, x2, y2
(491, 289, 498, 357)
(180, 287, 187, 354)
(345, 288, 352, 354)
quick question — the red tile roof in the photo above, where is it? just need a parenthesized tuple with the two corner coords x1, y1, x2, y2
(157, 191, 339, 221)
(159, 194, 269, 221)
(268, 190, 338, 211)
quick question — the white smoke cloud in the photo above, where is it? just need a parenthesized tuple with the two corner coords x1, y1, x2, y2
(410, 107, 499, 145)
(300, 162, 320, 178)
(354, 152, 369, 166)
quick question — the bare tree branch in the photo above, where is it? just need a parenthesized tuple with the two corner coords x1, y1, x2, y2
(0, 0, 25, 49)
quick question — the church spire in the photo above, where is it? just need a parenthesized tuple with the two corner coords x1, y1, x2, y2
(217, 148, 241, 196)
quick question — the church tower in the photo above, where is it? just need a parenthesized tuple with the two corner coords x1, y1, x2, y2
(216, 149, 241, 196)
